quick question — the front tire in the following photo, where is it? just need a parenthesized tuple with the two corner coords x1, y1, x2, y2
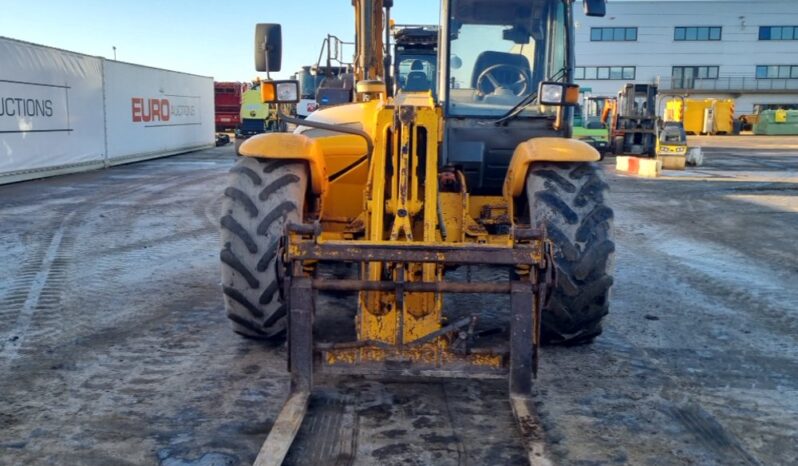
(220, 157, 307, 340)
(526, 162, 615, 344)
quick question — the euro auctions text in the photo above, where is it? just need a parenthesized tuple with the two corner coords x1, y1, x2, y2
(0, 97, 54, 117)
(131, 97, 197, 123)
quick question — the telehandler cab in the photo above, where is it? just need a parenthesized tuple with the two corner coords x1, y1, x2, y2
(220, 1, 613, 463)
(392, 24, 438, 97)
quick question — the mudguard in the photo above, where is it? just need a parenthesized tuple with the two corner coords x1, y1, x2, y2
(503, 137, 600, 198)
(239, 133, 328, 196)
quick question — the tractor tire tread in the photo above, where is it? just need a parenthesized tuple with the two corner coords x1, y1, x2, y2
(221, 215, 258, 254)
(527, 162, 615, 345)
(230, 165, 261, 186)
(534, 169, 577, 193)
(259, 174, 301, 201)
(220, 156, 306, 340)
(225, 187, 259, 218)
(257, 201, 298, 236)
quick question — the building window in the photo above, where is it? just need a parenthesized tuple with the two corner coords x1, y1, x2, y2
(760, 26, 798, 40)
(575, 66, 636, 80)
(754, 104, 798, 113)
(672, 66, 719, 88)
(756, 65, 798, 79)
(674, 26, 722, 41)
(590, 27, 638, 42)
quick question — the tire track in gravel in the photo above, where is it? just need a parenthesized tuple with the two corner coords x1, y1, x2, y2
(617, 215, 798, 343)
(536, 331, 768, 466)
(1, 295, 284, 465)
(63, 168, 226, 335)
(0, 163, 226, 367)
(0, 239, 49, 336)
(528, 164, 791, 465)
(0, 214, 71, 365)
(195, 192, 225, 231)
(670, 403, 762, 466)
(0, 150, 268, 465)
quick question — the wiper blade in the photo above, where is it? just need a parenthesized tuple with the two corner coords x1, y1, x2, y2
(486, 91, 539, 126)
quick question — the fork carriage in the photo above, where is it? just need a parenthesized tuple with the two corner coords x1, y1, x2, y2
(254, 224, 556, 465)
(283, 224, 555, 389)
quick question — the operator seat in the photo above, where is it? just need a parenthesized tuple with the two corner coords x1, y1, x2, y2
(471, 51, 531, 94)
(404, 60, 431, 92)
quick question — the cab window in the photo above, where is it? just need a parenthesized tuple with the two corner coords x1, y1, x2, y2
(397, 56, 437, 95)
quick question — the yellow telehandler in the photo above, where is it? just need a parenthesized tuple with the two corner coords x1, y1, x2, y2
(219, 1, 614, 463)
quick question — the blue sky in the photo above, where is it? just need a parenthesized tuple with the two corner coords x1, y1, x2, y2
(0, 0, 438, 81)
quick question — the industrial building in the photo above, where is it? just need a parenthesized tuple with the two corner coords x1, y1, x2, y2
(574, 0, 798, 115)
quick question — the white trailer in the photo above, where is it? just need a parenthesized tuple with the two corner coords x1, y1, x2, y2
(0, 36, 214, 185)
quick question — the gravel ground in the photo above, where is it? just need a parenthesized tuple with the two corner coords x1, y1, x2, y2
(0, 137, 796, 465)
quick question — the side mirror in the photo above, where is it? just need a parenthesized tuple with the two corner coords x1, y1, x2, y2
(255, 23, 282, 72)
(583, 0, 607, 17)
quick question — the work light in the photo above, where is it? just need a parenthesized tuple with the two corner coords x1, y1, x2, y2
(260, 80, 300, 104)
(538, 82, 580, 106)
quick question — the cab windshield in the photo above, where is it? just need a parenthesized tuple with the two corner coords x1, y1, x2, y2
(297, 69, 316, 100)
(586, 98, 606, 119)
(446, 0, 567, 117)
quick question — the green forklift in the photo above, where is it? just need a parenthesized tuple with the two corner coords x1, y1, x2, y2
(573, 87, 612, 157)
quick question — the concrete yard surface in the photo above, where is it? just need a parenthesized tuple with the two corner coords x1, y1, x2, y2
(0, 136, 797, 465)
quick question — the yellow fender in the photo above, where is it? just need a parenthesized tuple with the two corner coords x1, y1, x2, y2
(503, 137, 600, 198)
(239, 133, 328, 196)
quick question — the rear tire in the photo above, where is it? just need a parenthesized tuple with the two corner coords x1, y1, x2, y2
(220, 156, 307, 340)
(526, 162, 615, 345)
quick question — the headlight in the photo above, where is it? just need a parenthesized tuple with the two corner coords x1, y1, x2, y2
(260, 80, 300, 104)
(540, 83, 563, 105)
(538, 82, 580, 106)
(276, 82, 298, 102)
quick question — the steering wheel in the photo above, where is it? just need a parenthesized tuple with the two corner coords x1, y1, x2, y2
(476, 64, 529, 96)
